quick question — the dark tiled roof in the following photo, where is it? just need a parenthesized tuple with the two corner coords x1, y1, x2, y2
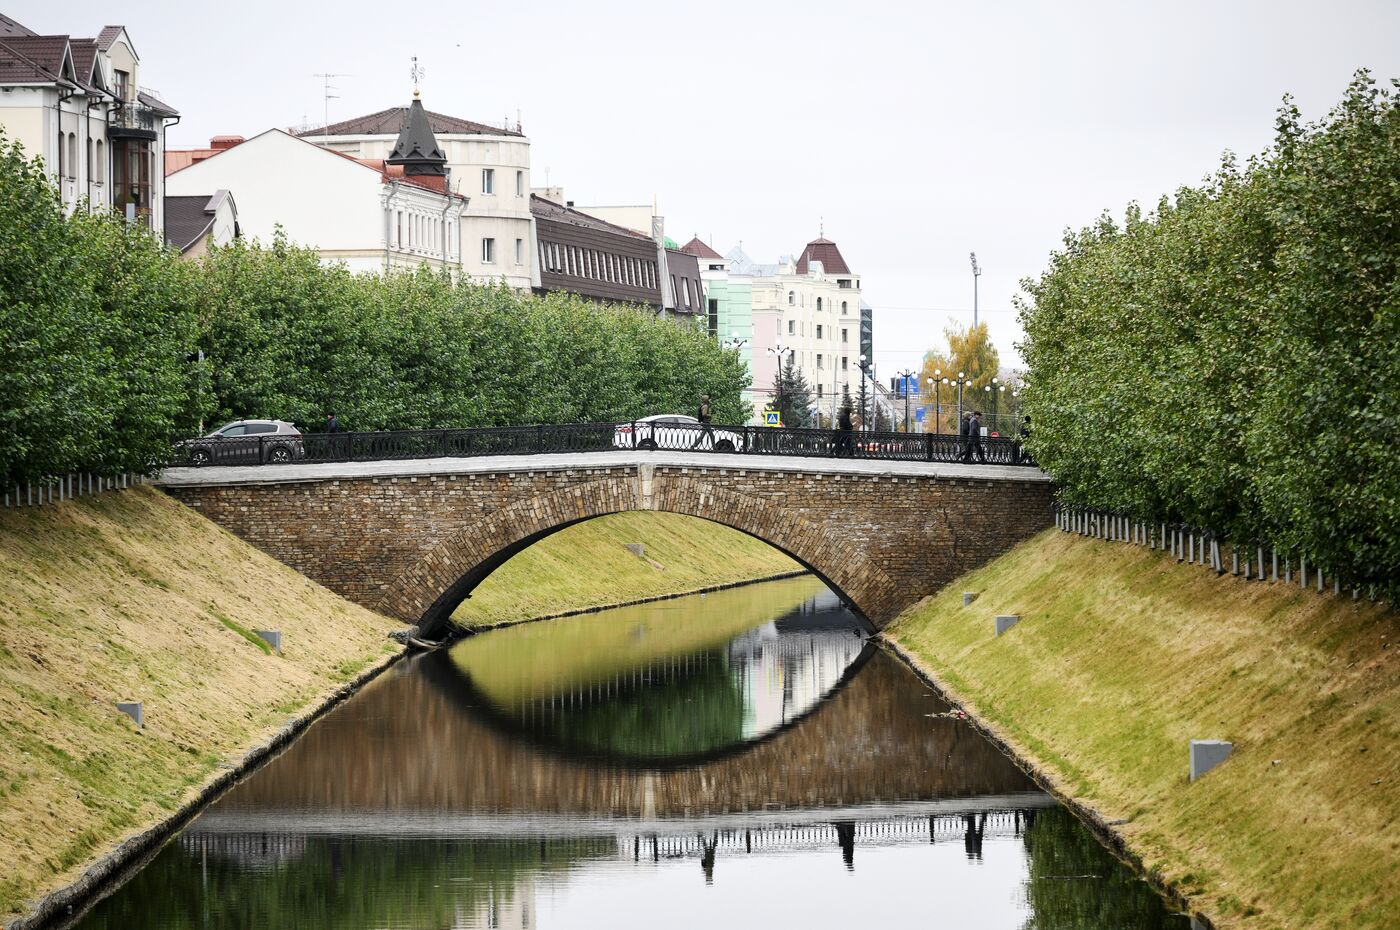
(0, 36, 70, 85)
(69, 38, 98, 88)
(95, 26, 125, 51)
(530, 195, 653, 241)
(138, 88, 179, 117)
(680, 236, 723, 260)
(795, 237, 852, 276)
(301, 105, 523, 138)
(165, 193, 222, 252)
(0, 13, 35, 37)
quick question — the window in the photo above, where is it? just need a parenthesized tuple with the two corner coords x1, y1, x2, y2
(245, 423, 277, 435)
(515, 238, 524, 265)
(841, 301, 848, 314)
(114, 69, 129, 100)
(817, 354, 824, 369)
(670, 275, 678, 303)
(787, 291, 795, 306)
(841, 327, 849, 343)
(682, 277, 692, 307)
(515, 170, 524, 196)
(95, 139, 103, 182)
(482, 237, 495, 263)
(86, 138, 93, 182)
(67, 133, 77, 179)
(838, 279, 851, 289)
(481, 168, 494, 194)
(816, 324, 823, 339)
(842, 356, 848, 370)
(708, 299, 718, 336)
(787, 319, 795, 335)
(817, 384, 824, 397)
(817, 297, 822, 312)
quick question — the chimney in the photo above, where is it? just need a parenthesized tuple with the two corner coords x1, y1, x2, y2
(210, 135, 244, 151)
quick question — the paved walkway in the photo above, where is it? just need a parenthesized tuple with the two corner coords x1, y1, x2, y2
(156, 450, 1053, 488)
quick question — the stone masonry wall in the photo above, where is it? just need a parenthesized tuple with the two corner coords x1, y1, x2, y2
(164, 463, 1053, 635)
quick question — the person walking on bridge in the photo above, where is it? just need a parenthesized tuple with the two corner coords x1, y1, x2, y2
(833, 400, 854, 457)
(961, 410, 986, 464)
(690, 394, 715, 450)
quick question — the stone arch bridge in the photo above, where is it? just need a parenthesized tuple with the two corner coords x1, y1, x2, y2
(159, 451, 1053, 638)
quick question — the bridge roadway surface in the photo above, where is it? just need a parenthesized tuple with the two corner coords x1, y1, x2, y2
(157, 449, 1052, 488)
(158, 450, 1054, 636)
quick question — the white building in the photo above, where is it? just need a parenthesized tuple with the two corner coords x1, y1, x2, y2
(0, 15, 177, 233)
(165, 100, 468, 275)
(740, 237, 866, 425)
(299, 104, 532, 289)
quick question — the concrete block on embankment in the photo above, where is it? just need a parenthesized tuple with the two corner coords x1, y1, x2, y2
(115, 701, 143, 728)
(994, 614, 1020, 636)
(1190, 739, 1233, 781)
(963, 591, 977, 606)
(625, 543, 646, 558)
(254, 630, 282, 654)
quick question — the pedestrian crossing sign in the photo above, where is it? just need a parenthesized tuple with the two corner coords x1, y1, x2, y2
(765, 411, 782, 426)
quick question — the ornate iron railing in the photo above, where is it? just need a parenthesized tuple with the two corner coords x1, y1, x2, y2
(171, 422, 1036, 468)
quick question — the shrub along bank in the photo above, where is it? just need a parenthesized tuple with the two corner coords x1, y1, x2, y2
(1018, 72, 1400, 601)
(0, 487, 399, 921)
(0, 131, 748, 489)
(451, 511, 801, 629)
(887, 529, 1398, 930)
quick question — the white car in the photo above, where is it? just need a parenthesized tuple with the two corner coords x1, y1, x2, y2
(614, 414, 744, 452)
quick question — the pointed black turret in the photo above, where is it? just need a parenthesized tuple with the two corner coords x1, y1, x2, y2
(386, 93, 447, 177)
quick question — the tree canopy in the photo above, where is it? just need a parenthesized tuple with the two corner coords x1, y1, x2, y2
(1019, 71, 1400, 600)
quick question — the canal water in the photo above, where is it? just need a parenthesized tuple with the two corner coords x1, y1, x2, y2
(71, 576, 1188, 929)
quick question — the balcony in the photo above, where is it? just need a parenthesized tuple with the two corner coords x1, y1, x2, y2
(108, 101, 160, 140)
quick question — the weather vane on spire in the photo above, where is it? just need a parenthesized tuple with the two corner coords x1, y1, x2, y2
(410, 56, 425, 97)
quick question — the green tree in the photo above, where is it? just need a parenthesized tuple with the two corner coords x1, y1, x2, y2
(1019, 71, 1400, 601)
(772, 358, 816, 428)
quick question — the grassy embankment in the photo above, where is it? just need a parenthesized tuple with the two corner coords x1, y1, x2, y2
(0, 487, 401, 920)
(451, 511, 801, 629)
(0, 493, 799, 919)
(888, 529, 1398, 930)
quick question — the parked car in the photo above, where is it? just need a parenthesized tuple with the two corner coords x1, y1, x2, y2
(614, 414, 745, 452)
(180, 420, 304, 466)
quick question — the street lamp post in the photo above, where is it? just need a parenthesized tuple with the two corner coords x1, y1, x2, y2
(766, 343, 793, 425)
(969, 252, 982, 328)
(896, 368, 916, 433)
(856, 354, 871, 432)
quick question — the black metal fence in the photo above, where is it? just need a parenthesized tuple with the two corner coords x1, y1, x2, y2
(171, 421, 1037, 469)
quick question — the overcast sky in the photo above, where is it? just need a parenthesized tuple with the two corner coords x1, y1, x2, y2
(14, 0, 1400, 374)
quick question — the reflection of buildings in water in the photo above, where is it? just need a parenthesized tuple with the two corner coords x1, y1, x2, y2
(727, 620, 868, 739)
(179, 831, 306, 868)
(452, 874, 535, 930)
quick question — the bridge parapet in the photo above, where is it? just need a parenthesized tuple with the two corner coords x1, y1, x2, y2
(159, 452, 1053, 636)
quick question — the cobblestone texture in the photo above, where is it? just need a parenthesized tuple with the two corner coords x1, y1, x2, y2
(164, 462, 1053, 634)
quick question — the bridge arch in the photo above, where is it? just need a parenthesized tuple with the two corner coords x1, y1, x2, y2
(378, 473, 908, 638)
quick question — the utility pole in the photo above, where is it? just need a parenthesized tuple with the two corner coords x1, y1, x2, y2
(969, 252, 982, 329)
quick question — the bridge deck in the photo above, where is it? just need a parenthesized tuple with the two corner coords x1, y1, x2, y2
(156, 450, 1052, 488)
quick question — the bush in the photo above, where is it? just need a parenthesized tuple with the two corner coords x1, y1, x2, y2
(1019, 72, 1400, 599)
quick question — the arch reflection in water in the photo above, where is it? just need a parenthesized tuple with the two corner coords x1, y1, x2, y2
(446, 577, 873, 764)
(68, 577, 1190, 930)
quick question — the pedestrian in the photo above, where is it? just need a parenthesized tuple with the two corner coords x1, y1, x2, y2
(1017, 415, 1032, 465)
(690, 393, 715, 450)
(833, 402, 854, 457)
(324, 411, 347, 461)
(961, 410, 986, 464)
(958, 411, 971, 460)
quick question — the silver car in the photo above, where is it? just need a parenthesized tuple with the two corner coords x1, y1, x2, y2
(182, 419, 304, 466)
(614, 414, 744, 452)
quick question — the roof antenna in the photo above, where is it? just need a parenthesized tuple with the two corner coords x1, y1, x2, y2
(409, 56, 425, 98)
(312, 72, 351, 132)
(820, 215, 824, 238)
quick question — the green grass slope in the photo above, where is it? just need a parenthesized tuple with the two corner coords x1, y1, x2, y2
(888, 529, 1398, 930)
(0, 488, 398, 919)
(452, 511, 801, 628)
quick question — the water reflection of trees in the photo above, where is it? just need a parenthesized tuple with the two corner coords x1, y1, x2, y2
(1020, 807, 1191, 930)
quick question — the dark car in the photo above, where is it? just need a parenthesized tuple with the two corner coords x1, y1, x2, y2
(180, 420, 304, 466)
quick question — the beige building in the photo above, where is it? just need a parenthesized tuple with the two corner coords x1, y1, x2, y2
(744, 237, 865, 423)
(299, 105, 532, 289)
(0, 15, 176, 233)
